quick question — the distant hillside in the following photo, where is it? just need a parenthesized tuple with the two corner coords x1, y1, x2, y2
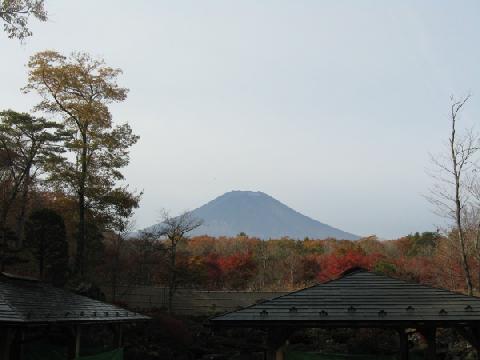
(147, 191, 359, 240)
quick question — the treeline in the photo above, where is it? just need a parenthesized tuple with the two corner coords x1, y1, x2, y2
(95, 231, 472, 295)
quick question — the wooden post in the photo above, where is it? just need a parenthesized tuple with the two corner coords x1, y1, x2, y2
(18, 330, 24, 360)
(0, 328, 15, 360)
(418, 328, 436, 360)
(266, 347, 285, 360)
(112, 324, 123, 348)
(75, 326, 82, 359)
(398, 329, 409, 360)
(265, 329, 292, 360)
(68, 326, 82, 360)
(118, 325, 123, 348)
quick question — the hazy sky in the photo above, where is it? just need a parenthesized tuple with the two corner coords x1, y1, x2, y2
(2, 1, 480, 239)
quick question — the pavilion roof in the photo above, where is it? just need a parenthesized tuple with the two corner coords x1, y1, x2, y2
(0, 272, 149, 325)
(210, 268, 480, 328)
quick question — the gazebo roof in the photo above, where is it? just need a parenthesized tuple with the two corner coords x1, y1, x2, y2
(211, 268, 480, 328)
(0, 272, 149, 325)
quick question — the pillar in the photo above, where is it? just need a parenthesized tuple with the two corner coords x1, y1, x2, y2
(266, 347, 285, 360)
(398, 329, 409, 360)
(265, 329, 292, 360)
(75, 327, 81, 359)
(418, 328, 436, 360)
(0, 328, 15, 360)
(112, 324, 123, 348)
(68, 326, 81, 360)
(14, 330, 25, 360)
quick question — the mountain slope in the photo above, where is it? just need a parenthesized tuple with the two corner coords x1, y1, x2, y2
(154, 191, 359, 240)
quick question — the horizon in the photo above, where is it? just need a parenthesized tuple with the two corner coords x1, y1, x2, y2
(2, 1, 480, 238)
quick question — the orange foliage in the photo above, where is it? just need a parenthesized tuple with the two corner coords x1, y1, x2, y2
(97, 232, 473, 294)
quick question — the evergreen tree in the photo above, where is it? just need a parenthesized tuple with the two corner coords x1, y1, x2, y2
(0, 110, 64, 270)
(25, 208, 68, 285)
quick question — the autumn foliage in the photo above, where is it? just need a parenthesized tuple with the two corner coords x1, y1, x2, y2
(96, 231, 475, 294)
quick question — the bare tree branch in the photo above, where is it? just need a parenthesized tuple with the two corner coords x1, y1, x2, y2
(427, 95, 476, 295)
(155, 210, 202, 313)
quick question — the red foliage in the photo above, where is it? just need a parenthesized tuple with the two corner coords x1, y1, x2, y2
(218, 251, 257, 289)
(317, 251, 384, 282)
(95, 232, 472, 294)
(193, 251, 257, 289)
(203, 253, 223, 288)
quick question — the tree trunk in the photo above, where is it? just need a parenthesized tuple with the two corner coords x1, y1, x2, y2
(76, 133, 88, 278)
(450, 114, 473, 295)
(262, 253, 267, 289)
(0, 197, 12, 262)
(0, 161, 31, 237)
(290, 264, 294, 289)
(111, 233, 121, 302)
(0, 199, 12, 272)
(476, 222, 480, 292)
(457, 206, 473, 295)
(168, 239, 177, 314)
(39, 228, 45, 280)
(15, 171, 31, 248)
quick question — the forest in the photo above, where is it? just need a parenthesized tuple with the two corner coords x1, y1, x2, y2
(98, 231, 462, 293)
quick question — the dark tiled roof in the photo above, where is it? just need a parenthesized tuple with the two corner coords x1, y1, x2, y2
(211, 268, 480, 327)
(0, 273, 149, 324)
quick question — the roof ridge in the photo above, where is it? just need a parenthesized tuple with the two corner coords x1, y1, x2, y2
(0, 275, 149, 323)
(366, 270, 480, 299)
(208, 268, 369, 319)
(1, 272, 38, 282)
(339, 267, 368, 277)
(210, 268, 480, 325)
(326, 269, 480, 300)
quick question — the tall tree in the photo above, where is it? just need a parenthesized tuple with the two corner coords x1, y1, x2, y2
(158, 211, 202, 314)
(0, 0, 47, 40)
(0, 110, 64, 269)
(427, 95, 477, 295)
(24, 51, 140, 278)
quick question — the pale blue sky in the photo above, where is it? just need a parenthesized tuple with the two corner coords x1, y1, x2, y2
(1, 1, 480, 238)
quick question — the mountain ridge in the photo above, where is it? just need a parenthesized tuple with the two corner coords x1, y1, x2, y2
(147, 190, 359, 240)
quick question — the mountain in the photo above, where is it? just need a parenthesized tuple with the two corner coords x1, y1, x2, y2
(149, 191, 359, 240)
